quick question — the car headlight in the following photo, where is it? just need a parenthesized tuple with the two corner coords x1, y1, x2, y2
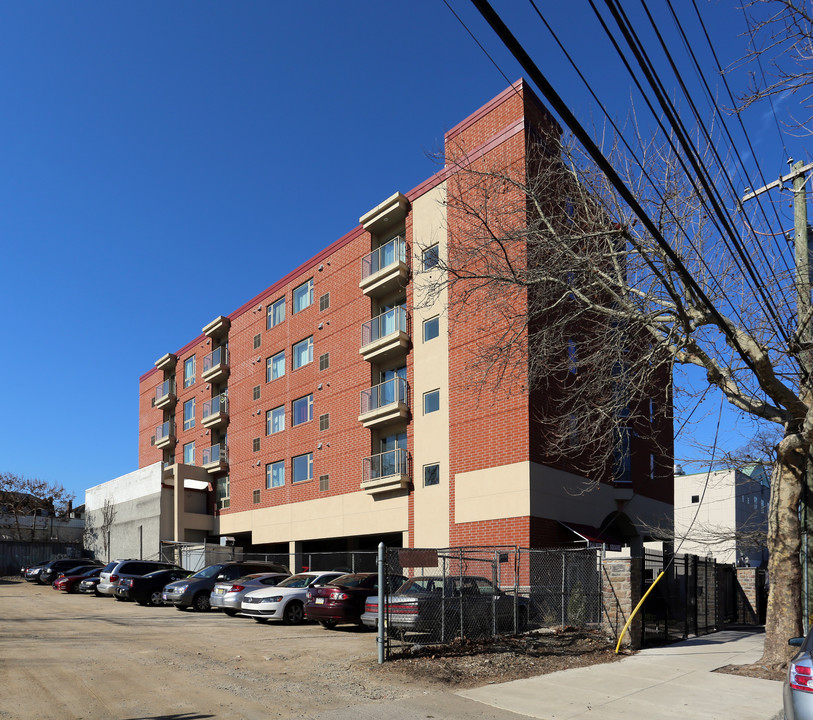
(260, 596, 283, 603)
(170, 584, 187, 593)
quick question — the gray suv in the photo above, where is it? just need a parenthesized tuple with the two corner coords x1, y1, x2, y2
(162, 561, 289, 611)
(98, 559, 185, 597)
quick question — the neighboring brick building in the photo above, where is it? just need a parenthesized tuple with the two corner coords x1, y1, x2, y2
(135, 81, 674, 558)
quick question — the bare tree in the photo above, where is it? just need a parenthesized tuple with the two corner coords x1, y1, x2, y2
(99, 497, 117, 562)
(0, 471, 73, 541)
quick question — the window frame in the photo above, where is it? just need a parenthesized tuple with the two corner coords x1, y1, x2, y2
(267, 350, 285, 382)
(292, 336, 313, 370)
(423, 389, 440, 415)
(267, 297, 286, 329)
(422, 316, 439, 342)
(183, 398, 195, 430)
(292, 394, 313, 426)
(292, 452, 313, 483)
(267, 460, 285, 489)
(423, 463, 440, 487)
(183, 356, 196, 388)
(422, 244, 439, 271)
(183, 441, 195, 465)
(267, 405, 285, 435)
(293, 279, 314, 313)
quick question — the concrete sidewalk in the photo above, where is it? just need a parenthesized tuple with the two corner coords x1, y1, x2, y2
(458, 629, 783, 720)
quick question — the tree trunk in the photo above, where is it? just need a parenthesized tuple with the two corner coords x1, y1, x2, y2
(761, 442, 804, 668)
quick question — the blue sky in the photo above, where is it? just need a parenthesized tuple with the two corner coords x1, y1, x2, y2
(0, 2, 803, 502)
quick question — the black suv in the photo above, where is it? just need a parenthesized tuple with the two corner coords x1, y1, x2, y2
(38, 558, 102, 585)
(98, 559, 185, 598)
(162, 561, 289, 611)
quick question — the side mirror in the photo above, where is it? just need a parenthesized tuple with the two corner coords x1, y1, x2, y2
(789, 637, 805, 647)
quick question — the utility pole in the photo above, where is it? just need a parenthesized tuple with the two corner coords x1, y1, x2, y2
(743, 159, 812, 630)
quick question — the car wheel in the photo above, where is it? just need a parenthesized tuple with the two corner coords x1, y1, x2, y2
(224, 609, 238, 617)
(193, 592, 211, 612)
(320, 620, 337, 629)
(283, 601, 304, 625)
(149, 590, 163, 606)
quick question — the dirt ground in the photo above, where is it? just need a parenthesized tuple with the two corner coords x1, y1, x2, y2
(0, 576, 622, 719)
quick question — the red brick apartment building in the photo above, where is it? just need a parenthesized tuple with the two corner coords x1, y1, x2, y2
(137, 81, 673, 557)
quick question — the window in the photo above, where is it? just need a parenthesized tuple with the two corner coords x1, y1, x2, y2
(267, 351, 285, 381)
(293, 336, 313, 369)
(216, 476, 230, 510)
(319, 352, 330, 371)
(253, 333, 261, 350)
(267, 298, 285, 329)
(319, 292, 330, 311)
(292, 394, 313, 426)
(292, 452, 313, 483)
(691, 495, 700, 504)
(252, 437, 260, 452)
(183, 398, 195, 430)
(424, 463, 440, 487)
(183, 441, 195, 464)
(423, 316, 439, 342)
(319, 474, 329, 491)
(293, 279, 313, 313)
(253, 489, 261, 504)
(422, 244, 439, 270)
(319, 413, 329, 431)
(253, 385, 261, 401)
(423, 389, 440, 414)
(183, 356, 196, 388)
(267, 405, 285, 434)
(266, 461, 285, 489)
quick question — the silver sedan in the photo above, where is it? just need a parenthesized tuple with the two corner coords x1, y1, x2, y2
(786, 631, 813, 720)
(210, 573, 289, 616)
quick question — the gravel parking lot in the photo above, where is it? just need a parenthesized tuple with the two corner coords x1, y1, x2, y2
(0, 576, 422, 720)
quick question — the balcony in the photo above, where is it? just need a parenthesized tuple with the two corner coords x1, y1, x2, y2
(202, 443, 228, 474)
(202, 394, 229, 429)
(360, 307, 410, 363)
(154, 420, 175, 450)
(202, 346, 229, 383)
(154, 378, 176, 410)
(359, 236, 408, 297)
(359, 377, 409, 428)
(361, 448, 410, 495)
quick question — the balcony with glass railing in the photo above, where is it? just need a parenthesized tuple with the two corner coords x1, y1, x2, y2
(359, 236, 408, 297)
(202, 394, 229, 429)
(360, 306, 410, 362)
(359, 377, 409, 428)
(154, 378, 176, 409)
(361, 448, 410, 495)
(154, 420, 175, 449)
(202, 346, 229, 383)
(202, 443, 228, 473)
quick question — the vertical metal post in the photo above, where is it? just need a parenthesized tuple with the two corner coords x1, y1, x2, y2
(561, 552, 566, 627)
(377, 542, 384, 665)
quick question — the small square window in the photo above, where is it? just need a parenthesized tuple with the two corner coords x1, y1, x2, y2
(253, 333, 261, 350)
(253, 385, 261, 401)
(252, 437, 260, 452)
(422, 244, 439, 271)
(267, 405, 285, 434)
(424, 463, 440, 487)
(423, 316, 439, 342)
(319, 292, 330, 311)
(267, 351, 285, 381)
(691, 495, 700, 504)
(319, 413, 329, 431)
(423, 389, 440, 414)
(293, 336, 313, 369)
(293, 279, 313, 313)
(267, 460, 285, 489)
(253, 489, 261, 504)
(184, 356, 196, 388)
(319, 474, 329, 492)
(293, 452, 313, 483)
(292, 394, 313, 426)
(319, 352, 330, 371)
(267, 298, 285, 329)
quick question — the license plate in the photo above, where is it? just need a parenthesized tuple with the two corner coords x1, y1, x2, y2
(315, 597, 325, 605)
(214, 588, 225, 595)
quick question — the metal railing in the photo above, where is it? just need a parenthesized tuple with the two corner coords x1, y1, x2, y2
(361, 236, 406, 280)
(362, 448, 409, 482)
(361, 306, 409, 347)
(155, 420, 174, 441)
(203, 346, 228, 373)
(361, 377, 408, 414)
(155, 378, 174, 402)
(202, 394, 228, 419)
(202, 443, 227, 465)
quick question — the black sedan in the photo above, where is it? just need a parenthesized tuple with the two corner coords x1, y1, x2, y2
(115, 568, 191, 606)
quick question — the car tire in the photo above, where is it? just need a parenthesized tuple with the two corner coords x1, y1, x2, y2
(224, 609, 238, 617)
(114, 595, 126, 602)
(136, 600, 149, 606)
(193, 592, 211, 612)
(283, 601, 304, 625)
(149, 590, 163, 606)
(320, 620, 337, 629)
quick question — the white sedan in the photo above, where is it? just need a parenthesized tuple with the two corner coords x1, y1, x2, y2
(240, 570, 345, 625)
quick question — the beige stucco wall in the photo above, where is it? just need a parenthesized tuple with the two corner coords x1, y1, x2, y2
(410, 182, 451, 548)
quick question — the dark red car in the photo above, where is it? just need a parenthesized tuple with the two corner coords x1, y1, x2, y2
(53, 567, 103, 593)
(304, 572, 406, 629)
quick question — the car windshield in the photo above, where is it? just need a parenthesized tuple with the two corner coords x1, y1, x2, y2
(328, 574, 372, 588)
(397, 578, 444, 594)
(276, 574, 315, 588)
(191, 565, 226, 579)
(102, 562, 117, 573)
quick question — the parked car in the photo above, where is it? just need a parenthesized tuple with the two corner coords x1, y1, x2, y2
(210, 573, 288, 615)
(115, 568, 191, 606)
(77, 575, 104, 595)
(39, 559, 102, 585)
(98, 560, 185, 598)
(53, 567, 103, 592)
(304, 572, 407, 629)
(785, 630, 813, 719)
(240, 571, 346, 625)
(361, 575, 529, 640)
(162, 561, 290, 611)
(21, 560, 48, 579)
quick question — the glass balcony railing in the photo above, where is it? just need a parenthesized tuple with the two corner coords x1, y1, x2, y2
(203, 346, 228, 374)
(361, 306, 408, 347)
(362, 448, 409, 483)
(361, 236, 406, 280)
(155, 420, 174, 442)
(360, 377, 408, 414)
(202, 443, 227, 466)
(202, 394, 228, 419)
(155, 379, 175, 403)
